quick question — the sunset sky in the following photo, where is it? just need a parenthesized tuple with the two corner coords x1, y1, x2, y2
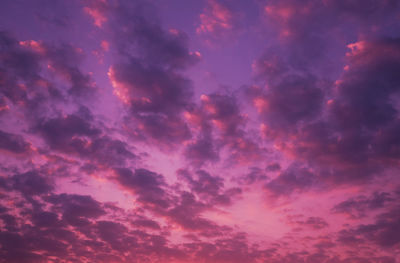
(1, 0, 400, 262)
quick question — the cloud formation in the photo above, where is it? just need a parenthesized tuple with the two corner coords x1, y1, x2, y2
(0, 0, 399, 262)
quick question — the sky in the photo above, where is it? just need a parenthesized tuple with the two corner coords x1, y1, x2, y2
(0, 0, 400, 262)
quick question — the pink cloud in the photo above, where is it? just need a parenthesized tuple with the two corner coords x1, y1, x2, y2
(196, 0, 242, 44)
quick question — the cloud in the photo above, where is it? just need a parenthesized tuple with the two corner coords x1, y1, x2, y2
(0, 130, 31, 154)
(288, 215, 329, 230)
(249, 37, 400, 190)
(113, 168, 171, 209)
(132, 218, 161, 230)
(264, 164, 316, 198)
(0, 0, 399, 262)
(0, 31, 97, 126)
(46, 194, 106, 227)
(338, 206, 400, 248)
(249, 74, 324, 133)
(109, 61, 193, 114)
(99, 0, 200, 148)
(177, 169, 241, 206)
(184, 135, 220, 166)
(262, 0, 400, 70)
(36, 114, 101, 150)
(185, 93, 264, 164)
(332, 192, 395, 218)
(83, 0, 108, 28)
(12, 170, 53, 196)
(19, 39, 97, 98)
(235, 167, 268, 185)
(197, 0, 242, 44)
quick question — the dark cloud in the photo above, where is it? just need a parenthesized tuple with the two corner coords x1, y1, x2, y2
(113, 168, 170, 209)
(179, 169, 223, 197)
(248, 74, 324, 133)
(327, 0, 399, 20)
(83, 136, 136, 166)
(31, 211, 60, 228)
(165, 191, 230, 234)
(113, 168, 237, 233)
(0, 130, 30, 154)
(45, 193, 105, 227)
(132, 218, 161, 230)
(184, 135, 220, 166)
(263, 0, 400, 71)
(12, 170, 53, 196)
(314, 39, 400, 167)
(293, 216, 329, 230)
(108, 1, 200, 70)
(338, 206, 400, 248)
(332, 192, 394, 218)
(34, 112, 136, 167)
(96, 220, 133, 252)
(0, 232, 44, 263)
(178, 169, 241, 206)
(0, 31, 97, 114)
(249, 37, 400, 191)
(184, 233, 259, 263)
(0, 0, 399, 262)
(330, 39, 400, 130)
(109, 60, 193, 115)
(0, 214, 18, 232)
(0, 31, 41, 105)
(236, 167, 268, 185)
(200, 93, 244, 137)
(102, 0, 199, 147)
(39, 43, 97, 97)
(36, 114, 100, 150)
(264, 164, 316, 198)
(266, 163, 281, 172)
(192, 93, 264, 164)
